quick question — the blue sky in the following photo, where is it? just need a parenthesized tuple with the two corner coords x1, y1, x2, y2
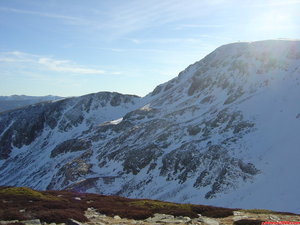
(0, 0, 300, 97)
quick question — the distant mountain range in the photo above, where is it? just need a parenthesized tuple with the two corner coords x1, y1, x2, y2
(0, 40, 300, 213)
(0, 95, 62, 112)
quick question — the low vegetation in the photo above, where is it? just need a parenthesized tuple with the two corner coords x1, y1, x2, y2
(0, 186, 298, 224)
(241, 209, 298, 216)
(0, 187, 60, 201)
(234, 219, 264, 225)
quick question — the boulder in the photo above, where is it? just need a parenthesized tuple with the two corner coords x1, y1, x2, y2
(22, 219, 42, 225)
(197, 217, 219, 225)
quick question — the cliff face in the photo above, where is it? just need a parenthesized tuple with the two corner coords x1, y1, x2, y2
(1, 40, 300, 213)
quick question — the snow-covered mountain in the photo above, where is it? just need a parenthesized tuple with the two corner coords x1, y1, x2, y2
(0, 40, 300, 213)
(0, 95, 62, 112)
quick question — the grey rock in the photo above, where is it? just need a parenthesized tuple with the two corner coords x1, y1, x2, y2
(0, 221, 19, 225)
(233, 216, 249, 221)
(158, 219, 188, 223)
(22, 219, 42, 225)
(183, 217, 191, 222)
(113, 215, 121, 220)
(269, 215, 280, 221)
(175, 216, 191, 222)
(50, 139, 92, 158)
(146, 214, 175, 222)
(233, 211, 242, 216)
(197, 217, 219, 225)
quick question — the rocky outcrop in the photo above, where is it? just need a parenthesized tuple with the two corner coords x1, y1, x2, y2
(50, 139, 92, 158)
(1, 211, 299, 225)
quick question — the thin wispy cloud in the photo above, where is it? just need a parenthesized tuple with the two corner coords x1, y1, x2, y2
(37, 58, 105, 74)
(1, 1, 299, 40)
(0, 51, 115, 75)
(99, 0, 227, 38)
(127, 37, 205, 44)
(175, 24, 223, 30)
(97, 47, 166, 54)
(249, 0, 300, 7)
(125, 36, 231, 46)
(104, 0, 300, 38)
(0, 1, 230, 40)
(0, 7, 83, 22)
(1, 0, 299, 97)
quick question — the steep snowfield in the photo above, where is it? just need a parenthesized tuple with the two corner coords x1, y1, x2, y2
(0, 40, 300, 213)
(218, 74, 300, 213)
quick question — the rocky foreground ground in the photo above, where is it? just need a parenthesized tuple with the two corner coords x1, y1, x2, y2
(0, 186, 299, 225)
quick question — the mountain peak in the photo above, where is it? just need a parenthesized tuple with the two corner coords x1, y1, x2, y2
(1, 41, 300, 213)
(217, 39, 300, 50)
(150, 39, 300, 101)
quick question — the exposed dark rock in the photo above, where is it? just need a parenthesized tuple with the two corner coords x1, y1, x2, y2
(193, 170, 210, 188)
(47, 151, 93, 189)
(201, 95, 214, 104)
(50, 139, 92, 158)
(233, 122, 255, 134)
(224, 87, 244, 105)
(164, 82, 175, 92)
(187, 126, 202, 136)
(160, 147, 201, 182)
(122, 144, 163, 175)
(188, 76, 212, 96)
(110, 94, 122, 106)
(123, 108, 158, 121)
(151, 85, 163, 96)
(238, 161, 259, 175)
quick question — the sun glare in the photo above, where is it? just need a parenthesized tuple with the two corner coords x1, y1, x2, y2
(255, 8, 296, 36)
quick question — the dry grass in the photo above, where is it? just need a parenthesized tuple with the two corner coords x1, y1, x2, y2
(241, 209, 299, 216)
(0, 186, 298, 224)
(234, 219, 264, 225)
(0, 186, 237, 222)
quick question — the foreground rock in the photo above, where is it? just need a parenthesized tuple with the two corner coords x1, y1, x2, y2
(197, 217, 219, 225)
(2, 210, 300, 225)
(1, 187, 300, 225)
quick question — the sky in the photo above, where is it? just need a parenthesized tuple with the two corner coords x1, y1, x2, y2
(0, 0, 300, 97)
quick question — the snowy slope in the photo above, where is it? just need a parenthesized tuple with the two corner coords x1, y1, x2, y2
(0, 91, 141, 178)
(0, 95, 62, 112)
(0, 40, 300, 213)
